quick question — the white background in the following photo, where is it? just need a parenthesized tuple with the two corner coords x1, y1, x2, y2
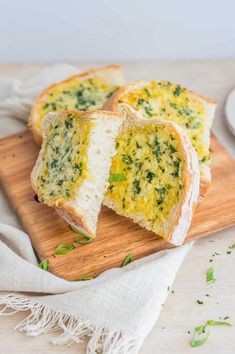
(0, 0, 235, 63)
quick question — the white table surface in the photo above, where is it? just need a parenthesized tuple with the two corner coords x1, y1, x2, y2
(0, 61, 235, 354)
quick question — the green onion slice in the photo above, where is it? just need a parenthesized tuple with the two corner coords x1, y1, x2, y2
(191, 320, 231, 347)
(191, 325, 209, 347)
(229, 243, 235, 249)
(121, 253, 133, 267)
(109, 173, 127, 183)
(75, 276, 94, 281)
(54, 243, 75, 255)
(206, 320, 231, 327)
(206, 267, 215, 285)
(38, 259, 48, 271)
(69, 225, 94, 244)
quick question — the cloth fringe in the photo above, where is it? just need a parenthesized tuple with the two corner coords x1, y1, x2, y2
(0, 292, 140, 354)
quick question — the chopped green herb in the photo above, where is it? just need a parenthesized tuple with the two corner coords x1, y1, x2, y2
(74, 235, 94, 244)
(227, 251, 231, 254)
(206, 320, 231, 327)
(207, 267, 215, 285)
(224, 316, 230, 320)
(109, 173, 127, 183)
(191, 324, 208, 347)
(54, 243, 75, 255)
(38, 259, 48, 271)
(191, 320, 231, 348)
(146, 171, 155, 183)
(205, 294, 211, 297)
(75, 276, 93, 281)
(197, 300, 204, 305)
(121, 253, 133, 267)
(132, 180, 141, 196)
(122, 155, 133, 165)
(69, 225, 94, 244)
(229, 243, 235, 249)
(173, 85, 182, 96)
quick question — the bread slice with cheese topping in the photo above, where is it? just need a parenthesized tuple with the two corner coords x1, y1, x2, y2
(31, 110, 124, 238)
(103, 81, 217, 198)
(104, 106, 200, 245)
(29, 65, 125, 144)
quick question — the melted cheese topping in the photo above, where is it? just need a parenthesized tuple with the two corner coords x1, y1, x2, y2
(105, 124, 184, 238)
(118, 81, 210, 173)
(37, 77, 119, 133)
(36, 113, 93, 204)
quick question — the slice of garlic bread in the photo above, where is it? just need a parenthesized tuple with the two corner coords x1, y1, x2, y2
(31, 110, 123, 238)
(29, 65, 125, 144)
(103, 81, 217, 198)
(104, 107, 200, 245)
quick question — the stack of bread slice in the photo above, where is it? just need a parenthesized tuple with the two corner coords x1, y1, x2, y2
(30, 66, 216, 245)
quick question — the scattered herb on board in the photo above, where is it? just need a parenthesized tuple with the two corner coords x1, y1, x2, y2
(74, 236, 94, 244)
(54, 243, 75, 255)
(69, 225, 94, 244)
(109, 173, 127, 183)
(206, 267, 215, 285)
(121, 253, 133, 267)
(191, 320, 231, 347)
(75, 276, 94, 281)
(38, 259, 48, 271)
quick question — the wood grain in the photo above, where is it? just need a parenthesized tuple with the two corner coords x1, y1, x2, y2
(0, 130, 235, 281)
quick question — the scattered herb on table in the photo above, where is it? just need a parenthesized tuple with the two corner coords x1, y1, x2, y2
(191, 320, 231, 347)
(191, 324, 209, 347)
(38, 259, 48, 271)
(121, 253, 133, 267)
(206, 267, 215, 285)
(54, 243, 75, 255)
(197, 300, 204, 305)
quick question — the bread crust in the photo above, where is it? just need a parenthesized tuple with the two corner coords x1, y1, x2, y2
(31, 109, 124, 238)
(103, 107, 200, 245)
(29, 64, 125, 145)
(103, 80, 217, 198)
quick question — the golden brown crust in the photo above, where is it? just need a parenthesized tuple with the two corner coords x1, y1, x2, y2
(199, 176, 211, 199)
(103, 80, 217, 109)
(103, 80, 216, 199)
(29, 64, 124, 145)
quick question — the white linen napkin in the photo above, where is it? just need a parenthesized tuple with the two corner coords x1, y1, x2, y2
(0, 65, 193, 354)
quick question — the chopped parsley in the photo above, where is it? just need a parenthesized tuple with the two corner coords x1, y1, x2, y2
(132, 180, 141, 196)
(109, 173, 127, 183)
(121, 253, 133, 267)
(206, 267, 215, 285)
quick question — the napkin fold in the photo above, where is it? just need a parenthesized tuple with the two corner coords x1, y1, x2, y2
(0, 64, 193, 354)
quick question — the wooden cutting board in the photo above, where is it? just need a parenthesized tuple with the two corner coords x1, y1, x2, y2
(0, 130, 235, 281)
